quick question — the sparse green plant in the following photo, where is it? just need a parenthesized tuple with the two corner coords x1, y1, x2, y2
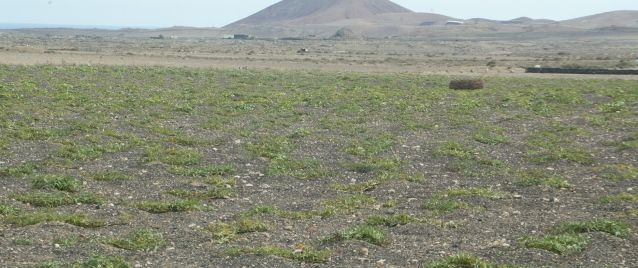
(246, 136, 293, 159)
(552, 219, 630, 238)
(520, 233, 588, 255)
(107, 229, 165, 251)
(473, 130, 509, 145)
(325, 224, 389, 246)
(601, 192, 638, 203)
(170, 164, 236, 177)
(345, 157, 401, 173)
(595, 164, 638, 181)
(527, 147, 594, 165)
(424, 253, 513, 268)
(267, 156, 329, 180)
(227, 245, 331, 263)
(14, 192, 104, 207)
(206, 218, 269, 243)
(37, 261, 64, 268)
(204, 176, 237, 187)
(73, 255, 131, 268)
(207, 222, 237, 243)
(32, 175, 80, 192)
(13, 238, 33, 246)
(518, 170, 572, 189)
(323, 194, 376, 212)
(0, 162, 38, 177)
(331, 180, 382, 193)
(5, 211, 105, 227)
(0, 204, 19, 215)
(133, 199, 198, 213)
(91, 171, 133, 181)
(345, 135, 395, 157)
(423, 199, 469, 213)
(236, 218, 270, 233)
(434, 141, 475, 160)
(144, 146, 203, 166)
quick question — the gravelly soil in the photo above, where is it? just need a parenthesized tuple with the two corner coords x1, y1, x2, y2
(0, 65, 636, 267)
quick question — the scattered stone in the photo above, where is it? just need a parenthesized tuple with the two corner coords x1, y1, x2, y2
(283, 225, 293, 231)
(359, 247, 369, 257)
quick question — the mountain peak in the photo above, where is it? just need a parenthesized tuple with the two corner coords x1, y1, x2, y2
(227, 0, 412, 27)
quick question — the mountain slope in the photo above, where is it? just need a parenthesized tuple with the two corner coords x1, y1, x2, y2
(226, 0, 412, 26)
(561, 10, 638, 28)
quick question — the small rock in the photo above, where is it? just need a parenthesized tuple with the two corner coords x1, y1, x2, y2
(376, 259, 386, 266)
(135, 264, 142, 268)
(234, 139, 241, 144)
(54, 244, 60, 248)
(245, 184, 253, 187)
(550, 197, 559, 203)
(283, 225, 293, 231)
(359, 247, 369, 257)
(513, 194, 522, 199)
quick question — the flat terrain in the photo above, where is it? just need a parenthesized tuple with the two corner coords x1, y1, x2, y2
(1, 29, 638, 76)
(0, 65, 636, 267)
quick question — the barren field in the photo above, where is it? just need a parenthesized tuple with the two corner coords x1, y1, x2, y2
(1, 29, 638, 76)
(0, 63, 636, 267)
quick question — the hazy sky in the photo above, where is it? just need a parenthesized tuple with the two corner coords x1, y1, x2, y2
(2, 0, 638, 28)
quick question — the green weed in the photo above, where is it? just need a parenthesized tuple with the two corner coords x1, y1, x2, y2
(170, 164, 236, 177)
(73, 255, 131, 268)
(323, 194, 376, 212)
(144, 146, 203, 166)
(15, 192, 103, 207)
(595, 164, 638, 181)
(345, 135, 395, 157)
(207, 218, 269, 243)
(520, 234, 588, 255)
(518, 170, 572, 189)
(134, 199, 198, 213)
(424, 253, 514, 268)
(325, 224, 389, 246)
(32, 175, 80, 192)
(227, 245, 331, 263)
(246, 136, 293, 159)
(107, 229, 165, 251)
(5, 211, 105, 227)
(601, 192, 638, 203)
(552, 219, 630, 238)
(0, 162, 38, 177)
(0, 204, 19, 215)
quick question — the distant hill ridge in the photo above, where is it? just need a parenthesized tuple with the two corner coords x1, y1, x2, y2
(227, 0, 412, 26)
